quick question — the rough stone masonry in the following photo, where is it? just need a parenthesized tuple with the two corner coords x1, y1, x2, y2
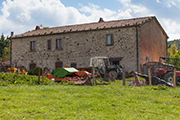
(10, 16, 168, 72)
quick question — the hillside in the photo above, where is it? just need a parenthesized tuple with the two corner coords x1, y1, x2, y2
(168, 39, 180, 50)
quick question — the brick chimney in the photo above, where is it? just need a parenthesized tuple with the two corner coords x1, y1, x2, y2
(35, 26, 41, 30)
(11, 32, 14, 37)
(98, 17, 104, 22)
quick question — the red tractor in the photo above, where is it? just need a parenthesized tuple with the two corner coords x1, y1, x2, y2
(143, 57, 180, 85)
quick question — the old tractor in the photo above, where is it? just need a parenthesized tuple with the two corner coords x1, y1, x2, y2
(90, 56, 123, 79)
(143, 57, 180, 85)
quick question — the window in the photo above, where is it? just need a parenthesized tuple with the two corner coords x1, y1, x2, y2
(106, 34, 113, 46)
(29, 63, 36, 70)
(71, 63, 77, 68)
(47, 40, 51, 50)
(30, 41, 36, 51)
(55, 62, 63, 69)
(56, 39, 62, 49)
(98, 59, 104, 67)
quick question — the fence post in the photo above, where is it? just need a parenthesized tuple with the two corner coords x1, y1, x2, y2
(173, 67, 176, 88)
(123, 67, 126, 86)
(42, 68, 44, 85)
(92, 64, 96, 86)
(148, 66, 152, 86)
(38, 67, 40, 85)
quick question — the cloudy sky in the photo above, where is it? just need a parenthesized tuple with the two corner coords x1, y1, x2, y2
(0, 0, 180, 40)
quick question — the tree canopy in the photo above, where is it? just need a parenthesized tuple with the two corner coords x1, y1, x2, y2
(168, 39, 180, 50)
(0, 34, 10, 61)
(167, 44, 180, 67)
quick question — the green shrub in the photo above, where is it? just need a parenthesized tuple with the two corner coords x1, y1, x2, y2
(27, 67, 42, 76)
(67, 81, 75, 85)
(27, 70, 33, 75)
(33, 67, 42, 76)
(0, 72, 56, 86)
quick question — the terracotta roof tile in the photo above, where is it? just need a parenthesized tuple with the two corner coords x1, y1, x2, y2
(11, 16, 166, 39)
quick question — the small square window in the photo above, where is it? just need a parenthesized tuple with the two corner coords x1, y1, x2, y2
(106, 34, 113, 46)
(30, 41, 36, 51)
(56, 39, 62, 49)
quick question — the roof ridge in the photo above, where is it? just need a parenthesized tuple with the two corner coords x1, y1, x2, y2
(33, 16, 155, 31)
(11, 16, 158, 39)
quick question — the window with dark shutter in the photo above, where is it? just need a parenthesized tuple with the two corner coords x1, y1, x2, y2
(30, 41, 36, 51)
(47, 40, 51, 50)
(106, 34, 113, 46)
(56, 39, 62, 49)
(55, 62, 63, 69)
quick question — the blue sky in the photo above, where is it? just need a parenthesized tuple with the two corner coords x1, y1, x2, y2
(0, 0, 180, 40)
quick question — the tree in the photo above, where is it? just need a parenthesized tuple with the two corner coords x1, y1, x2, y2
(2, 45, 10, 61)
(167, 44, 180, 67)
(0, 34, 10, 60)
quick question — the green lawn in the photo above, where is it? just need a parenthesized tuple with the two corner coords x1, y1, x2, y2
(0, 80, 180, 119)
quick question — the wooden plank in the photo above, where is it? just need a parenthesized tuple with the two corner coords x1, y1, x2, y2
(148, 66, 152, 86)
(173, 67, 176, 88)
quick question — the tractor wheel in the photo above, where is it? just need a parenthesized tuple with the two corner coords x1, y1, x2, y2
(163, 72, 176, 84)
(109, 71, 118, 80)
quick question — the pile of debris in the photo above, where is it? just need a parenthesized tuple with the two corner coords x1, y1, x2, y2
(128, 72, 173, 87)
(43, 67, 112, 85)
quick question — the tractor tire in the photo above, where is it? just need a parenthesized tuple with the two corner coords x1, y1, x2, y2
(163, 72, 177, 84)
(109, 71, 118, 80)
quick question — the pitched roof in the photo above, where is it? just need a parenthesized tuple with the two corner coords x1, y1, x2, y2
(10, 16, 168, 39)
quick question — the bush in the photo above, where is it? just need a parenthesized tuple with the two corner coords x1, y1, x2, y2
(27, 70, 33, 75)
(28, 67, 42, 76)
(0, 72, 57, 86)
(33, 67, 42, 76)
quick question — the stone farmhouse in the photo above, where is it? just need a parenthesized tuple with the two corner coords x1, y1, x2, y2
(10, 16, 168, 72)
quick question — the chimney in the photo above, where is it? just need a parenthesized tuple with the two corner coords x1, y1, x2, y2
(98, 17, 104, 22)
(35, 26, 41, 30)
(11, 32, 14, 37)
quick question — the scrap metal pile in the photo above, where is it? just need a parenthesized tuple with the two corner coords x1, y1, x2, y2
(43, 67, 113, 85)
(134, 72, 173, 87)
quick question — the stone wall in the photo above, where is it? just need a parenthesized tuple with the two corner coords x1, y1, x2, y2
(12, 27, 138, 72)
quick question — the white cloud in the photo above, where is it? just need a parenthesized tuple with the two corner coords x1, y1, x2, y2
(0, 0, 91, 36)
(0, 0, 180, 40)
(118, 0, 131, 7)
(79, 3, 117, 21)
(117, 9, 132, 18)
(156, 0, 160, 3)
(166, 1, 176, 8)
(79, 2, 151, 21)
(168, 34, 180, 41)
(161, 18, 180, 40)
(116, 0, 152, 19)
(117, 0, 180, 40)
(156, 0, 180, 8)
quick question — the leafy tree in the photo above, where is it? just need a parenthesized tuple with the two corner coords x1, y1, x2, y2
(0, 34, 10, 60)
(168, 39, 180, 50)
(2, 45, 10, 61)
(167, 44, 180, 67)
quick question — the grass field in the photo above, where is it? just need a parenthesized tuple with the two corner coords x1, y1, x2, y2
(0, 80, 180, 119)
